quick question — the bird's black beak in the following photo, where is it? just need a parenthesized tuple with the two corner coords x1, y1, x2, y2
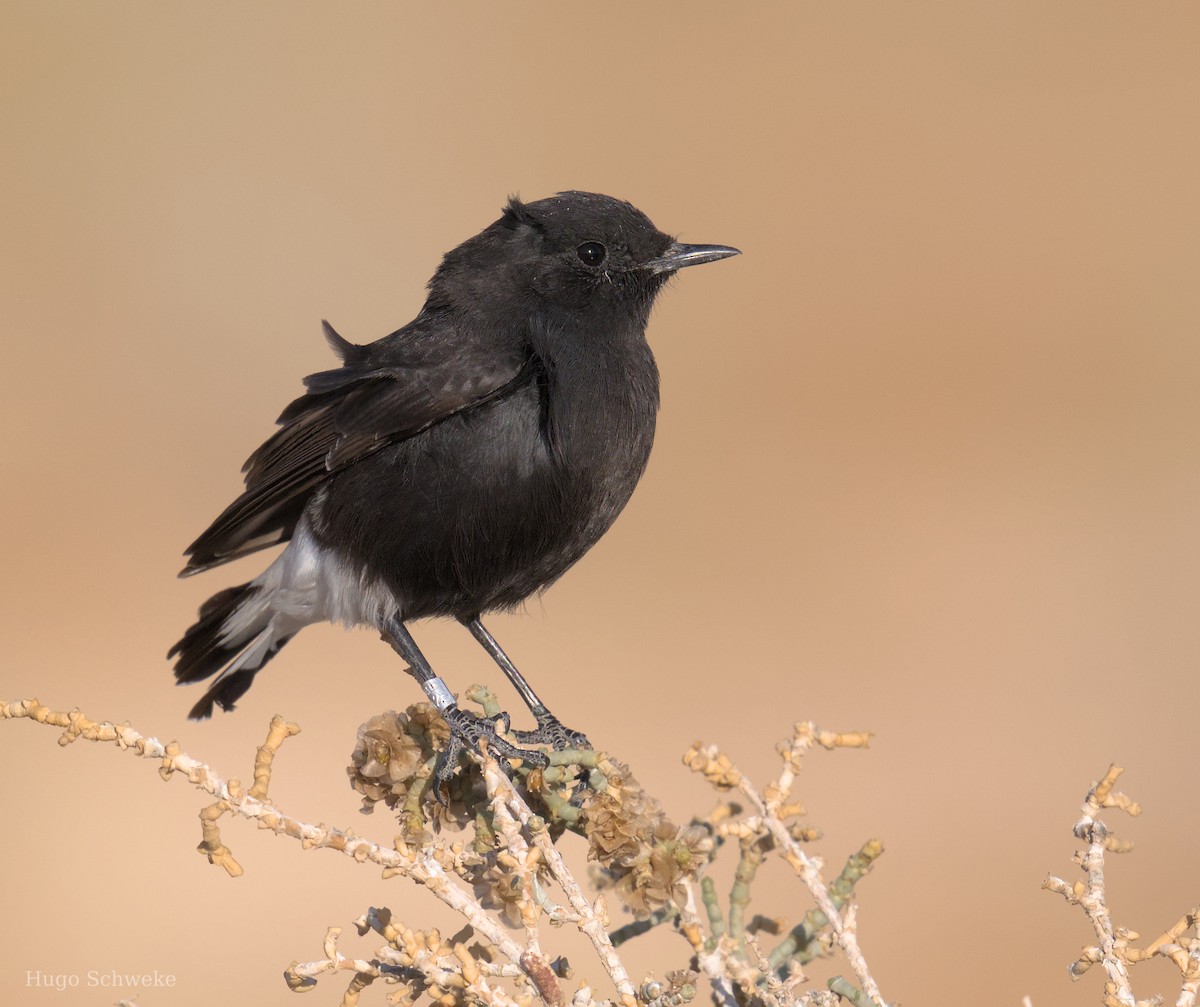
(646, 242, 741, 275)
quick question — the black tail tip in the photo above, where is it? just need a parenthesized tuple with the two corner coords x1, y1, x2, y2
(184, 666, 261, 720)
(186, 687, 240, 720)
(187, 699, 216, 720)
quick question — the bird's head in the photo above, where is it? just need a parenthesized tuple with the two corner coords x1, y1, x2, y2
(427, 191, 739, 331)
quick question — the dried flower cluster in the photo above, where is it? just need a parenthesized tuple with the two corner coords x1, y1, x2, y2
(348, 707, 444, 809)
(2, 694, 890, 1007)
(579, 763, 713, 918)
(1044, 764, 1200, 1007)
(346, 688, 716, 920)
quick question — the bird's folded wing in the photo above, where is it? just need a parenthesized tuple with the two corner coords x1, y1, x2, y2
(181, 322, 531, 575)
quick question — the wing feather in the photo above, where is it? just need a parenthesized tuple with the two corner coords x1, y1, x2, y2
(181, 321, 530, 575)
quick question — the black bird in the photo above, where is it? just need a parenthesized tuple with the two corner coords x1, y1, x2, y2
(170, 191, 738, 769)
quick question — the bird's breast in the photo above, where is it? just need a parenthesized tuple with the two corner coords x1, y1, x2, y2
(540, 359, 658, 527)
(314, 339, 659, 618)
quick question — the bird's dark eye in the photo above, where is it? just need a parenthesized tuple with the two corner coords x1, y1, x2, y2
(576, 241, 607, 267)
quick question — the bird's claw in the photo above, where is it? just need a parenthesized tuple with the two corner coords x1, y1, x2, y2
(432, 706, 548, 804)
(513, 711, 592, 752)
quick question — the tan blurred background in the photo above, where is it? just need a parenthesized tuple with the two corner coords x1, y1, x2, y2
(3, 3, 1199, 1004)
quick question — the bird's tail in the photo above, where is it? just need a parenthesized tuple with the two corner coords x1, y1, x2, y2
(169, 582, 293, 719)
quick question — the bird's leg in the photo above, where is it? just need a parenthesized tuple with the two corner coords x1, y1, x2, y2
(381, 616, 548, 793)
(461, 616, 592, 750)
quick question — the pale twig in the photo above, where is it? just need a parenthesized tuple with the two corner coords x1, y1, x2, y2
(286, 922, 532, 1007)
(5, 697, 894, 1007)
(0, 699, 529, 979)
(1044, 764, 1200, 1007)
(686, 723, 886, 1006)
(675, 878, 739, 1007)
(768, 840, 885, 971)
(481, 752, 637, 1007)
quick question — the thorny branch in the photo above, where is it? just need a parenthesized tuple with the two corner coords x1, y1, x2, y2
(1044, 764, 1200, 1007)
(3, 696, 889, 1007)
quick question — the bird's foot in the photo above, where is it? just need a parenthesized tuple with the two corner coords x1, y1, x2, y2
(433, 706, 549, 801)
(513, 711, 592, 752)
